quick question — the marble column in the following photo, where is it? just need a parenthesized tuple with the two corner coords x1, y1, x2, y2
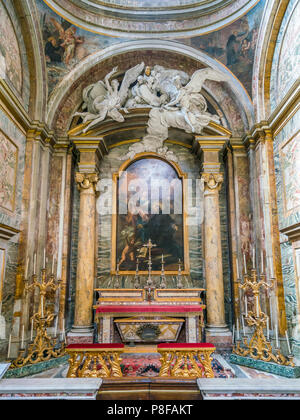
(198, 140, 231, 348)
(68, 140, 101, 344)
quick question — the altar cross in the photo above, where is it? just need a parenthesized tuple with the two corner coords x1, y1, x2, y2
(143, 238, 157, 293)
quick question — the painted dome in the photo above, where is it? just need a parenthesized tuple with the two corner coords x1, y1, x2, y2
(43, 0, 260, 37)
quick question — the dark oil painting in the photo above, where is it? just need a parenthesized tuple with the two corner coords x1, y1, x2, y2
(116, 158, 184, 272)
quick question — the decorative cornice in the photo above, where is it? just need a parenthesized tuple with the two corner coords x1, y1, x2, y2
(280, 223, 300, 243)
(269, 79, 300, 137)
(0, 223, 20, 241)
(0, 79, 31, 134)
(245, 79, 300, 148)
(27, 121, 57, 149)
(0, 79, 60, 149)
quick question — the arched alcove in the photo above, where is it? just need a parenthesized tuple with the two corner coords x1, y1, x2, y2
(46, 40, 254, 139)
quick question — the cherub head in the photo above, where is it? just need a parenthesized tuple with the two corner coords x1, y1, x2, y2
(137, 75, 144, 85)
(145, 66, 151, 77)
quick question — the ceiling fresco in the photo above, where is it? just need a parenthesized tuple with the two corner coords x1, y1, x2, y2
(38, 0, 265, 97)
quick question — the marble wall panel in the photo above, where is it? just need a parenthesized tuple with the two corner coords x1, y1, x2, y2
(0, 108, 26, 230)
(273, 109, 300, 334)
(0, 107, 26, 351)
(0, 1, 30, 110)
(0, 130, 18, 213)
(270, 0, 300, 111)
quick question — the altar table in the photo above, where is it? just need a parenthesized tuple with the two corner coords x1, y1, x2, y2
(94, 289, 205, 344)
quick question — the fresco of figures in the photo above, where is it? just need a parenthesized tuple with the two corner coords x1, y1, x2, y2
(37, 0, 264, 97)
(38, 0, 125, 94)
(186, 0, 264, 95)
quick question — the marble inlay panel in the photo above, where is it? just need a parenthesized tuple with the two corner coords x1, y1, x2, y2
(0, 130, 18, 213)
(270, 0, 300, 110)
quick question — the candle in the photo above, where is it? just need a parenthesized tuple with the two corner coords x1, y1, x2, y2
(54, 317, 58, 337)
(256, 296, 260, 317)
(52, 257, 55, 275)
(0, 301, 2, 315)
(25, 257, 29, 279)
(7, 334, 11, 359)
(33, 253, 36, 275)
(30, 318, 34, 341)
(241, 315, 246, 336)
(269, 257, 274, 278)
(236, 258, 240, 279)
(266, 317, 270, 341)
(243, 253, 247, 274)
(43, 249, 46, 269)
(61, 318, 65, 341)
(285, 331, 291, 354)
(62, 319, 66, 343)
(236, 318, 240, 340)
(232, 325, 235, 343)
(261, 250, 264, 273)
(253, 247, 255, 269)
(162, 254, 164, 263)
(275, 324, 279, 348)
(21, 325, 24, 348)
(245, 296, 248, 317)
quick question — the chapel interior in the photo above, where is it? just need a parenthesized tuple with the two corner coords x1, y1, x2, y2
(0, 0, 300, 401)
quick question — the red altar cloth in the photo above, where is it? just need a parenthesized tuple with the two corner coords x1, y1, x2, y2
(67, 343, 124, 349)
(95, 304, 203, 313)
(157, 343, 214, 349)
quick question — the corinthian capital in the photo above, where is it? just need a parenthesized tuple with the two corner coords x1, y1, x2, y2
(75, 172, 99, 191)
(201, 173, 223, 191)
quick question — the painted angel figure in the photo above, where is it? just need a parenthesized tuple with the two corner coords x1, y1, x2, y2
(163, 68, 226, 133)
(49, 18, 84, 65)
(74, 63, 145, 133)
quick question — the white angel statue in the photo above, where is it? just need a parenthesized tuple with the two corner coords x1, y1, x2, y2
(74, 63, 145, 133)
(162, 68, 226, 133)
(120, 67, 227, 162)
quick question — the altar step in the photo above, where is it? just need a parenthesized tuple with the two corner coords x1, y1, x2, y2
(97, 377, 201, 400)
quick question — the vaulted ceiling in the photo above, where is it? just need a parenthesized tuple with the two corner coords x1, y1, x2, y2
(42, 0, 260, 37)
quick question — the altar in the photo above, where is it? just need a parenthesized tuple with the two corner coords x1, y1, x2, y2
(94, 288, 205, 344)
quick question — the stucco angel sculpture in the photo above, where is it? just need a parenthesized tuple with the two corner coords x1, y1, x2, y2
(75, 62, 145, 133)
(121, 67, 226, 162)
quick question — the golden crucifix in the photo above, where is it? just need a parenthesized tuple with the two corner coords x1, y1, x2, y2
(143, 238, 157, 289)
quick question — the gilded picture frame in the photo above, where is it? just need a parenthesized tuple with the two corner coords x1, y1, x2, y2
(111, 152, 190, 275)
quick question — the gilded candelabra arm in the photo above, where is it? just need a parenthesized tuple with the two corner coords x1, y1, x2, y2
(9, 266, 65, 369)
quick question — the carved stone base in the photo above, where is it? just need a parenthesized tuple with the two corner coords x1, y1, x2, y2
(67, 326, 94, 345)
(205, 327, 232, 350)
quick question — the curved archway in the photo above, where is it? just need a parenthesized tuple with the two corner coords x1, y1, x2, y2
(46, 39, 254, 137)
(252, 0, 289, 121)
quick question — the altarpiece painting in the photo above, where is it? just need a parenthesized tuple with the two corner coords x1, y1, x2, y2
(112, 156, 189, 274)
